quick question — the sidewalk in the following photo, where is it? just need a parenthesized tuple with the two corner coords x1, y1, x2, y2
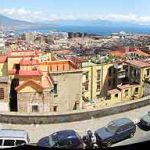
(0, 104, 149, 143)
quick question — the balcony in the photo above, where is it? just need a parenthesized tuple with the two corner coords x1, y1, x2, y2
(118, 71, 126, 79)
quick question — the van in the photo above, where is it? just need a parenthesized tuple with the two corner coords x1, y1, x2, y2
(0, 129, 30, 148)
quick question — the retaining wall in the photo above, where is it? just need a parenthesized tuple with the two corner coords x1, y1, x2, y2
(0, 96, 150, 124)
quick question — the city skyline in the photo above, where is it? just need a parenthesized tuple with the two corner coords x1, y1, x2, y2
(0, 0, 150, 24)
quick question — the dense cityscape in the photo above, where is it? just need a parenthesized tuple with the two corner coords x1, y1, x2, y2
(0, 29, 150, 148)
(1, 0, 150, 149)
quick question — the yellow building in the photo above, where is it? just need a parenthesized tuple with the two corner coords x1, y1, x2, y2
(82, 59, 150, 107)
(82, 62, 102, 101)
(0, 56, 8, 76)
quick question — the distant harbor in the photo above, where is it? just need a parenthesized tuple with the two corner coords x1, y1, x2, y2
(16, 25, 150, 36)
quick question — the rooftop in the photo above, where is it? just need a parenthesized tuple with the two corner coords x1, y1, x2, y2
(7, 50, 40, 58)
(8, 70, 43, 76)
(0, 129, 28, 138)
(126, 60, 150, 68)
(0, 56, 7, 63)
(112, 118, 133, 126)
(41, 60, 79, 72)
(19, 58, 40, 66)
(117, 84, 131, 90)
(51, 130, 77, 141)
(15, 79, 43, 92)
(107, 89, 120, 95)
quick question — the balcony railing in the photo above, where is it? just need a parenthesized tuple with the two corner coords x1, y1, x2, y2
(118, 72, 126, 79)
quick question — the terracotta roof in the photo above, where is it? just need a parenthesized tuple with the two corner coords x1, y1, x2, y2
(15, 79, 43, 92)
(7, 50, 40, 58)
(110, 51, 125, 58)
(110, 47, 150, 58)
(117, 84, 131, 90)
(126, 60, 150, 68)
(108, 89, 120, 94)
(8, 70, 43, 76)
(19, 58, 39, 66)
(41, 75, 54, 88)
(53, 50, 73, 55)
(68, 56, 88, 63)
(134, 49, 150, 57)
(0, 56, 7, 63)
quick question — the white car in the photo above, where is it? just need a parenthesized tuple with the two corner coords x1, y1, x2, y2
(0, 129, 30, 148)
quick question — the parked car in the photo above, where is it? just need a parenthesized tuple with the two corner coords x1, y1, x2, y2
(0, 129, 30, 149)
(139, 111, 150, 129)
(95, 118, 136, 147)
(37, 130, 85, 149)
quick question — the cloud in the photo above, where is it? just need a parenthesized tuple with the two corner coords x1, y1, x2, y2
(1, 8, 150, 25)
(0, 8, 48, 22)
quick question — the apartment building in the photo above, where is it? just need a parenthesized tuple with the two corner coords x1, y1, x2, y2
(81, 59, 150, 106)
(0, 56, 9, 111)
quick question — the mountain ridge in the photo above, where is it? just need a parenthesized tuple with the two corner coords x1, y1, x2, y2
(1, 14, 150, 31)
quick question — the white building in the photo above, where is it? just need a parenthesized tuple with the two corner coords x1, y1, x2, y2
(0, 31, 5, 53)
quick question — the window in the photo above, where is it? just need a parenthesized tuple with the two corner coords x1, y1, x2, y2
(85, 72, 89, 81)
(135, 87, 139, 93)
(54, 84, 57, 94)
(147, 69, 150, 76)
(84, 82, 89, 91)
(16, 140, 26, 146)
(108, 68, 112, 76)
(0, 139, 2, 146)
(53, 106, 57, 112)
(118, 68, 121, 72)
(97, 70, 101, 81)
(4, 140, 15, 146)
(15, 64, 20, 71)
(96, 81, 101, 91)
(32, 105, 39, 112)
(125, 89, 128, 97)
(115, 94, 118, 98)
(0, 88, 4, 100)
(58, 139, 69, 146)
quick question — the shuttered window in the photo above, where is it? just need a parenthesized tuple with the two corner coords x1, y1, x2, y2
(0, 88, 4, 100)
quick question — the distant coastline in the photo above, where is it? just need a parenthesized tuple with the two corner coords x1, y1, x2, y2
(16, 25, 150, 35)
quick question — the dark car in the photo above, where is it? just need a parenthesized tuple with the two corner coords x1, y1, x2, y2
(95, 118, 136, 147)
(37, 130, 84, 149)
(139, 111, 150, 129)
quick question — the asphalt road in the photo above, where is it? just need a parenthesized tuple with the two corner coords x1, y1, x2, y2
(0, 104, 150, 147)
(112, 125, 150, 147)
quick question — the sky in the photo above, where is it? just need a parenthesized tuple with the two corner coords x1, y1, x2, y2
(1, 0, 150, 24)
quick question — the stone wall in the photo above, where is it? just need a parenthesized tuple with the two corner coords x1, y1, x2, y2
(0, 95, 150, 124)
(51, 71, 83, 112)
(17, 91, 52, 113)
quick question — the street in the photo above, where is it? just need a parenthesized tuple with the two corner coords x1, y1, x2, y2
(0, 104, 150, 147)
(113, 124, 150, 147)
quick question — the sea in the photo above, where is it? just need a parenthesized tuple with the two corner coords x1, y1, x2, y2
(16, 25, 150, 36)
